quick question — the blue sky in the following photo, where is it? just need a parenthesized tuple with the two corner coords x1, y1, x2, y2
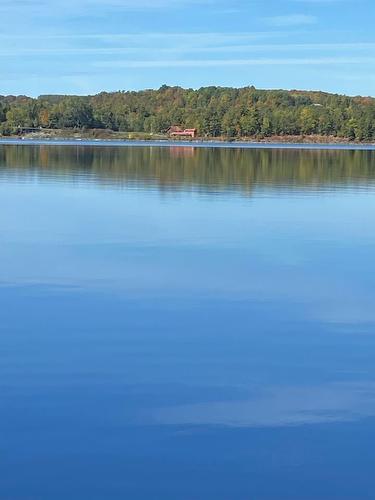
(1, 0, 374, 96)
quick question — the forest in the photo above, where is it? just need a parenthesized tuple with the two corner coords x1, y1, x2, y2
(1, 85, 375, 141)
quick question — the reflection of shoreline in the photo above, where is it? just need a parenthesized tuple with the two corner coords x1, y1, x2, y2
(1, 144, 375, 195)
(1, 138, 375, 151)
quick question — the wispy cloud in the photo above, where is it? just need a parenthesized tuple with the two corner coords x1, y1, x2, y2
(0, 31, 283, 43)
(1, 41, 375, 57)
(264, 14, 317, 27)
(294, 0, 348, 2)
(0, 0, 212, 14)
(95, 57, 375, 69)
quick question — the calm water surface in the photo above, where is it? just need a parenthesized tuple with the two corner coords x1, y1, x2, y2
(1, 144, 375, 499)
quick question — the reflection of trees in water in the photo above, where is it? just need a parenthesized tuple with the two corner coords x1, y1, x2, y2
(0, 145, 374, 194)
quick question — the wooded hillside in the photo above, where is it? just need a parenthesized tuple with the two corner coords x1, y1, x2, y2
(1, 85, 375, 140)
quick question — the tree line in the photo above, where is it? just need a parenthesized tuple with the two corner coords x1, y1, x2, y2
(1, 85, 375, 140)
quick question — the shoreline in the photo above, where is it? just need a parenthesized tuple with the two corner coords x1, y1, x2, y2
(1, 137, 375, 151)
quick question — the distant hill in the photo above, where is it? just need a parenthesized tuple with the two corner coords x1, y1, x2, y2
(1, 85, 374, 141)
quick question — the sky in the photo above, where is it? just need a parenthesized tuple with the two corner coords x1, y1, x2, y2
(0, 0, 374, 96)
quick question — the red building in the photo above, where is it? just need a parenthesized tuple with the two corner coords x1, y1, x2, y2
(168, 126, 197, 138)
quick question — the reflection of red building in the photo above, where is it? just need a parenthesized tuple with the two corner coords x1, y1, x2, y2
(168, 126, 197, 138)
(169, 146, 195, 158)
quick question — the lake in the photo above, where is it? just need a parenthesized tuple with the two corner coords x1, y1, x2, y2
(1, 143, 375, 500)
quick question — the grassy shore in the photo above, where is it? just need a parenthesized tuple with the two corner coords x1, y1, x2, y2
(1, 128, 375, 145)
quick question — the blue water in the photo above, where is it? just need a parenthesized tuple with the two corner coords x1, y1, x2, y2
(1, 144, 375, 499)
